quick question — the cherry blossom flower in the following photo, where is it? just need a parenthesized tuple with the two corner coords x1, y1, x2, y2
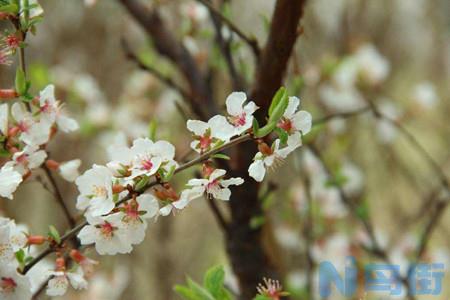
(0, 264, 32, 300)
(277, 96, 312, 136)
(70, 249, 98, 277)
(248, 132, 302, 182)
(115, 194, 159, 245)
(159, 187, 204, 216)
(187, 169, 243, 201)
(77, 213, 132, 255)
(4, 145, 47, 175)
(11, 103, 51, 146)
(354, 44, 390, 85)
(187, 115, 235, 153)
(58, 159, 81, 182)
(0, 167, 22, 199)
(46, 268, 87, 297)
(75, 165, 114, 216)
(38, 85, 79, 133)
(224, 92, 258, 135)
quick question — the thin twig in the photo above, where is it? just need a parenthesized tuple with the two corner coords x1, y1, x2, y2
(196, 0, 260, 58)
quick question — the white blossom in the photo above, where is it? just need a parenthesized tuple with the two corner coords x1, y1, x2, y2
(159, 187, 204, 216)
(75, 165, 114, 217)
(4, 145, 47, 175)
(187, 115, 235, 153)
(77, 213, 132, 255)
(248, 132, 302, 182)
(187, 169, 243, 201)
(412, 81, 439, 109)
(46, 269, 87, 297)
(0, 103, 8, 136)
(225, 92, 258, 135)
(11, 103, 51, 146)
(277, 96, 312, 136)
(39, 85, 79, 133)
(0, 264, 32, 300)
(354, 44, 390, 84)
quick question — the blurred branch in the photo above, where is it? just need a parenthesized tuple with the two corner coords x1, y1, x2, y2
(196, 0, 260, 58)
(120, 0, 214, 119)
(207, 0, 246, 91)
(121, 39, 195, 106)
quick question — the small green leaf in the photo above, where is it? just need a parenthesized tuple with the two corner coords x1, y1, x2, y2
(15, 68, 27, 96)
(15, 249, 25, 264)
(252, 118, 260, 134)
(174, 285, 199, 300)
(250, 215, 265, 229)
(268, 87, 286, 117)
(162, 165, 176, 182)
(211, 153, 230, 161)
(254, 122, 277, 138)
(135, 176, 150, 191)
(268, 89, 289, 124)
(0, 4, 19, 14)
(204, 265, 225, 298)
(187, 278, 215, 300)
(48, 225, 61, 244)
(274, 127, 288, 145)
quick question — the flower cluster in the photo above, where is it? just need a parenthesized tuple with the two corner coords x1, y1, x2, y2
(0, 84, 79, 199)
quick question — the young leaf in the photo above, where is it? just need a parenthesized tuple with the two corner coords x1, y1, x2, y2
(48, 225, 61, 244)
(203, 265, 225, 298)
(148, 119, 157, 141)
(15, 68, 27, 96)
(267, 90, 288, 124)
(274, 127, 288, 145)
(268, 87, 286, 117)
(0, 4, 19, 14)
(174, 285, 199, 300)
(254, 122, 277, 138)
(135, 176, 150, 191)
(186, 278, 215, 300)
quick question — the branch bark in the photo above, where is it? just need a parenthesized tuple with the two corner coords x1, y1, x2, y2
(226, 1, 307, 299)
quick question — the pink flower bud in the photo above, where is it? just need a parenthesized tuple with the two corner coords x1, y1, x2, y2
(45, 159, 60, 170)
(27, 235, 47, 245)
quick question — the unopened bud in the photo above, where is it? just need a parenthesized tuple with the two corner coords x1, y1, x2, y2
(258, 142, 273, 156)
(55, 257, 66, 271)
(112, 184, 124, 194)
(27, 235, 46, 245)
(0, 89, 18, 99)
(70, 249, 85, 264)
(8, 126, 19, 137)
(202, 164, 214, 178)
(45, 159, 60, 170)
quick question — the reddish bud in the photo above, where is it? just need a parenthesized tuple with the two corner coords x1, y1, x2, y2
(45, 159, 60, 170)
(55, 257, 66, 271)
(70, 249, 85, 264)
(0, 89, 18, 99)
(202, 163, 215, 178)
(258, 142, 273, 156)
(27, 235, 46, 245)
(7, 126, 19, 137)
(112, 184, 124, 194)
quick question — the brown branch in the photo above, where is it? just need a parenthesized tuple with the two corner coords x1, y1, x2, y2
(196, 0, 260, 58)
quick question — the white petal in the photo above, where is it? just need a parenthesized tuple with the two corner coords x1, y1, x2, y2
(27, 150, 47, 169)
(186, 119, 208, 136)
(67, 271, 88, 290)
(159, 205, 173, 216)
(209, 168, 227, 181)
(136, 194, 159, 219)
(46, 275, 69, 296)
(248, 160, 266, 182)
(187, 178, 208, 187)
(57, 115, 79, 132)
(0, 167, 22, 199)
(209, 115, 235, 140)
(39, 84, 55, 107)
(225, 92, 246, 116)
(211, 187, 231, 201)
(151, 140, 176, 161)
(243, 101, 259, 115)
(59, 159, 81, 182)
(291, 111, 312, 135)
(284, 96, 300, 118)
(11, 102, 28, 122)
(77, 225, 97, 245)
(220, 177, 244, 187)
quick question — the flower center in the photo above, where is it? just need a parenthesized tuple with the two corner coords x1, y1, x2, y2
(199, 135, 212, 150)
(93, 185, 107, 197)
(17, 121, 29, 133)
(140, 158, 153, 171)
(277, 118, 293, 133)
(100, 222, 114, 238)
(1, 277, 17, 293)
(15, 153, 28, 165)
(40, 100, 52, 113)
(5, 35, 20, 49)
(229, 113, 247, 127)
(206, 179, 219, 192)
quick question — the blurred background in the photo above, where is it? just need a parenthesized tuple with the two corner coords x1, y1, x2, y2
(0, 0, 449, 299)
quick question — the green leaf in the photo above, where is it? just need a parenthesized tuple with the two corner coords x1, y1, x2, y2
(174, 285, 199, 300)
(148, 119, 157, 141)
(203, 265, 225, 298)
(15, 249, 25, 264)
(135, 176, 150, 191)
(187, 278, 215, 300)
(252, 118, 260, 134)
(162, 165, 176, 182)
(250, 215, 265, 229)
(268, 87, 286, 117)
(274, 127, 288, 145)
(211, 153, 230, 161)
(15, 68, 27, 96)
(0, 4, 19, 14)
(253, 296, 272, 300)
(268, 88, 289, 124)
(254, 122, 277, 138)
(48, 225, 61, 244)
